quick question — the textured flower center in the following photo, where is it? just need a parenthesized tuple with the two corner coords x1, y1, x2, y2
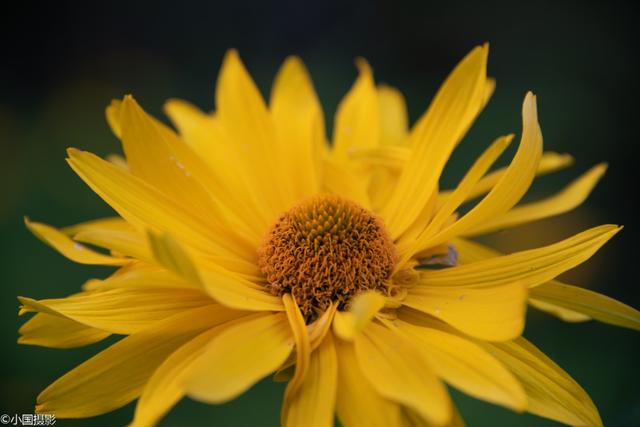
(258, 194, 397, 320)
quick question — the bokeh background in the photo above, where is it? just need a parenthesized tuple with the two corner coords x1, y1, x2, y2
(1, 0, 638, 425)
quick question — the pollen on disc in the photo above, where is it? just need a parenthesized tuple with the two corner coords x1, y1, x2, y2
(258, 194, 397, 320)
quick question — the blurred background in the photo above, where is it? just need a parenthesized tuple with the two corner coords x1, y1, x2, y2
(1, 0, 638, 425)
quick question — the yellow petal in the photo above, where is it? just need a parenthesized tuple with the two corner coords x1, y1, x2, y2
(377, 85, 409, 146)
(145, 231, 282, 311)
(441, 151, 574, 202)
(420, 225, 621, 288)
(402, 405, 467, 427)
(333, 290, 385, 340)
(334, 338, 402, 427)
(25, 218, 127, 266)
(396, 315, 527, 410)
(322, 157, 371, 208)
(397, 134, 513, 265)
(465, 163, 607, 236)
(163, 99, 270, 239)
(119, 96, 232, 229)
(66, 148, 256, 273)
(402, 282, 527, 341)
(354, 321, 452, 425)
(74, 227, 150, 262)
(284, 333, 337, 427)
(530, 281, 640, 331)
(481, 337, 603, 427)
(281, 294, 311, 423)
(85, 263, 194, 291)
(18, 313, 110, 349)
(61, 216, 131, 236)
(130, 326, 223, 427)
(418, 92, 543, 249)
(332, 59, 380, 161)
(215, 49, 290, 218)
(18, 287, 215, 335)
(271, 56, 324, 199)
(528, 298, 591, 322)
(381, 45, 489, 238)
(105, 99, 122, 138)
(36, 305, 237, 418)
(274, 303, 337, 382)
(185, 312, 293, 403)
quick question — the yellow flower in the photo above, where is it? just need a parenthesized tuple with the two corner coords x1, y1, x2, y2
(19, 44, 639, 427)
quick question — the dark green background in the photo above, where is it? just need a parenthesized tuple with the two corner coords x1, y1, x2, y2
(1, 1, 638, 425)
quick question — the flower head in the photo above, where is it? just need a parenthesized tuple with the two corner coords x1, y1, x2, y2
(19, 45, 640, 427)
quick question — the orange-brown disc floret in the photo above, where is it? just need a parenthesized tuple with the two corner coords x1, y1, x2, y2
(258, 194, 397, 320)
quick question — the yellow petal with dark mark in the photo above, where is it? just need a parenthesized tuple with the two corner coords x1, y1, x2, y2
(420, 225, 620, 288)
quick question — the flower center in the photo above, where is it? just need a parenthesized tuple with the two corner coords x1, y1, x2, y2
(258, 194, 397, 320)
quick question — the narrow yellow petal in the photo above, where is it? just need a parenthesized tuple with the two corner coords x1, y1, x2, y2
(420, 225, 621, 288)
(271, 56, 325, 199)
(354, 321, 452, 425)
(185, 313, 293, 403)
(18, 313, 110, 349)
(61, 216, 131, 236)
(377, 84, 408, 146)
(402, 282, 527, 341)
(332, 58, 380, 161)
(281, 294, 311, 424)
(440, 151, 574, 202)
(36, 305, 236, 418)
(274, 303, 337, 382)
(418, 92, 543, 249)
(528, 298, 591, 322)
(381, 45, 489, 238)
(18, 288, 215, 335)
(335, 338, 402, 427)
(465, 163, 607, 236)
(481, 337, 603, 427)
(530, 281, 640, 331)
(397, 134, 513, 265)
(396, 315, 527, 410)
(105, 99, 122, 138)
(333, 290, 385, 341)
(25, 219, 127, 266)
(284, 334, 337, 427)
